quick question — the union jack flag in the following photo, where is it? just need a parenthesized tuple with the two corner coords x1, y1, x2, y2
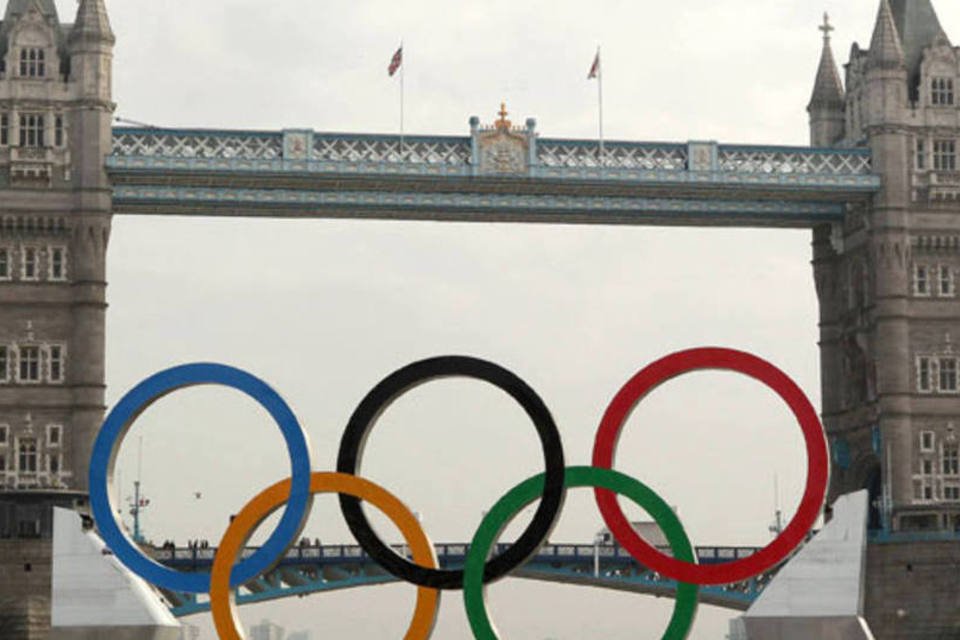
(388, 46, 403, 77)
(587, 50, 600, 80)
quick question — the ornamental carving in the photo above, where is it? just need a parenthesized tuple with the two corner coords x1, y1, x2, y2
(476, 103, 529, 175)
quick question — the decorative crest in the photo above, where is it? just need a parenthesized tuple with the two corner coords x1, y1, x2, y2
(495, 102, 512, 131)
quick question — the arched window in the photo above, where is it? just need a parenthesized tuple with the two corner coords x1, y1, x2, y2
(18, 440, 37, 473)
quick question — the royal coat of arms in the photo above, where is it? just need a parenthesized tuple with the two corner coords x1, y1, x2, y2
(476, 104, 530, 175)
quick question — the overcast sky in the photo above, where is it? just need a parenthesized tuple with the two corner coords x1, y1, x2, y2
(49, 0, 960, 638)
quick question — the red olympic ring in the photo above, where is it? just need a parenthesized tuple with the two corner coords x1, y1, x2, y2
(592, 347, 829, 586)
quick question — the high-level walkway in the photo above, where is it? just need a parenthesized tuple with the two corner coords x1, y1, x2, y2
(107, 126, 878, 227)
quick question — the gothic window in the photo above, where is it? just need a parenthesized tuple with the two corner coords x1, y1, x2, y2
(940, 266, 956, 297)
(19, 114, 44, 148)
(932, 78, 955, 106)
(933, 140, 957, 171)
(18, 439, 37, 473)
(940, 358, 958, 392)
(943, 446, 959, 476)
(19, 48, 45, 78)
(916, 138, 926, 170)
(54, 116, 63, 147)
(49, 247, 66, 281)
(0, 113, 8, 146)
(919, 357, 933, 392)
(22, 246, 38, 280)
(0, 346, 8, 382)
(0, 247, 9, 279)
(915, 265, 930, 296)
(47, 345, 63, 383)
(18, 346, 40, 382)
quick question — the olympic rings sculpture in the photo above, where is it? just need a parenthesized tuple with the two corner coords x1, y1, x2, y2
(89, 348, 829, 639)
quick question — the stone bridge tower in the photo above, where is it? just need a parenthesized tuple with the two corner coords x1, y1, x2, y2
(810, 0, 960, 536)
(0, 0, 113, 636)
(809, 1, 960, 635)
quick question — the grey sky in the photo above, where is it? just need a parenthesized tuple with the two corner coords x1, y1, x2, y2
(49, 0, 960, 638)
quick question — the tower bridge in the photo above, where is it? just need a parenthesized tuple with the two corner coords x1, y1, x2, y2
(0, 0, 958, 637)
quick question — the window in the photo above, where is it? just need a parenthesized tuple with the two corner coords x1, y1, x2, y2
(944, 446, 959, 475)
(19, 114, 44, 148)
(940, 266, 956, 297)
(47, 346, 63, 383)
(924, 484, 934, 500)
(18, 439, 37, 473)
(921, 430, 935, 452)
(22, 246, 37, 280)
(915, 265, 930, 296)
(0, 346, 7, 382)
(919, 357, 933, 392)
(932, 78, 955, 106)
(0, 456, 5, 473)
(946, 485, 960, 501)
(18, 346, 40, 382)
(0, 247, 9, 279)
(47, 425, 60, 447)
(0, 425, 7, 445)
(923, 458, 934, 475)
(19, 48, 45, 78)
(917, 139, 927, 170)
(933, 140, 957, 171)
(54, 116, 63, 147)
(940, 358, 958, 392)
(48, 453, 60, 474)
(49, 247, 66, 281)
(0, 113, 8, 146)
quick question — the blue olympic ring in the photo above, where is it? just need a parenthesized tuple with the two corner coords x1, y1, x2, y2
(88, 363, 313, 593)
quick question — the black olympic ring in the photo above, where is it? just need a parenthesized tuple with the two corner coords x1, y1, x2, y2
(336, 355, 566, 590)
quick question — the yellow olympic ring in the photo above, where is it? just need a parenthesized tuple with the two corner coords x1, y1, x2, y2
(210, 472, 441, 640)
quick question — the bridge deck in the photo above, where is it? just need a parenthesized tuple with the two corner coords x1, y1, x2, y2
(108, 128, 879, 228)
(152, 541, 772, 616)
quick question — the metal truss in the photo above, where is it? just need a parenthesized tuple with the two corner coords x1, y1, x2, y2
(156, 542, 773, 617)
(718, 146, 873, 175)
(312, 134, 471, 165)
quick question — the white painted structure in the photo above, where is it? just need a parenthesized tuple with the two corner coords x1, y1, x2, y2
(50, 507, 180, 640)
(730, 490, 876, 639)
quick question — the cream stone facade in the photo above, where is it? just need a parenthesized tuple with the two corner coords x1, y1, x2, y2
(809, 0, 960, 535)
(0, 1, 112, 637)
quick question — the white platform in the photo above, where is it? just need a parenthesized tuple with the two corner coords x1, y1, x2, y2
(730, 490, 876, 640)
(50, 507, 181, 640)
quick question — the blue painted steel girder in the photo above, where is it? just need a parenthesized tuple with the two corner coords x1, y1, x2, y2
(107, 127, 879, 228)
(157, 543, 772, 617)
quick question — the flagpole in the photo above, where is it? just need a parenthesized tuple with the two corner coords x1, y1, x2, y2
(597, 45, 604, 166)
(400, 40, 405, 158)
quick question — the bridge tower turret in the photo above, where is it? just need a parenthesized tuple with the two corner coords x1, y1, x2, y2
(807, 13, 846, 147)
(0, 0, 113, 636)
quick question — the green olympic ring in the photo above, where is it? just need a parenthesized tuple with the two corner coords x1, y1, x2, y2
(464, 466, 699, 639)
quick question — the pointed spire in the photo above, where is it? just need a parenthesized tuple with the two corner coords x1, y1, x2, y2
(867, 0, 906, 71)
(3, 0, 59, 23)
(889, 0, 950, 68)
(69, 0, 115, 48)
(809, 13, 845, 111)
